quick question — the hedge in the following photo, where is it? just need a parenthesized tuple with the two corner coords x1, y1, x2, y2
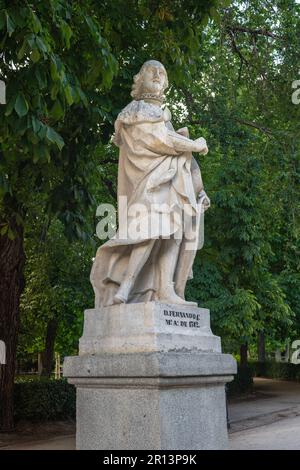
(227, 366, 253, 396)
(249, 361, 300, 381)
(7, 366, 257, 421)
(12, 378, 76, 421)
(11, 362, 299, 422)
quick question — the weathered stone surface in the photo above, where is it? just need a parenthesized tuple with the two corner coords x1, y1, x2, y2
(64, 300, 236, 449)
(90, 60, 210, 309)
(64, 350, 236, 450)
(79, 301, 221, 355)
(64, 351, 236, 378)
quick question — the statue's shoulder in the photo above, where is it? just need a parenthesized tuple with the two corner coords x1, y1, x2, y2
(116, 100, 163, 125)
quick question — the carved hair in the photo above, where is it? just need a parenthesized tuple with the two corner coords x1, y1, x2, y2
(131, 60, 169, 101)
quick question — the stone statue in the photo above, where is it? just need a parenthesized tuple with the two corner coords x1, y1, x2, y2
(65, 62, 236, 449)
(91, 60, 210, 308)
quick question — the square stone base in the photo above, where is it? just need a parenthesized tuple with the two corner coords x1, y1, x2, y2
(64, 302, 236, 449)
(64, 351, 236, 450)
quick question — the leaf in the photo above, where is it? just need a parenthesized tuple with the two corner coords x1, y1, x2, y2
(61, 21, 73, 49)
(27, 130, 39, 144)
(50, 60, 60, 81)
(50, 55, 64, 83)
(5, 96, 16, 116)
(35, 36, 48, 54)
(46, 127, 65, 150)
(31, 48, 41, 63)
(77, 87, 88, 107)
(33, 143, 51, 163)
(85, 16, 97, 37)
(221, 0, 232, 6)
(7, 227, 15, 240)
(27, 34, 36, 48)
(15, 213, 23, 226)
(200, 14, 209, 28)
(30, 11, 42, 34)
(35, 68, 47, 89)
(50, 100, 64, 120)
(64, 85, 74, 105)
(6, 12, 15, 36)
(31, 115, 42, 134)
(14, 94, 29, 117)
(17, 39, 28, 60)
(0, 224, 8, 236)
(14, 116, 29, 135)
(37, 123, 47, 139)
(50, 83, 59, 100)
(33, 146, 40, 163)
(209, 7, 220, 22)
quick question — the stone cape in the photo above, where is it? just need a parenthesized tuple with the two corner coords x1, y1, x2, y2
(91, 99, 204, 308)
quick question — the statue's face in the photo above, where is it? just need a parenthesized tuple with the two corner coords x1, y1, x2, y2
(141, 65, 166, 95)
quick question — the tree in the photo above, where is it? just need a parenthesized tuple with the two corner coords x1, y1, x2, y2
(18, 216, 94, 376)
(0, 0, 222, 429)
(173, 0, 299, 359)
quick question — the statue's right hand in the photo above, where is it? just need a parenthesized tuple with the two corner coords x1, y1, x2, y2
(195, 137, 208, 155)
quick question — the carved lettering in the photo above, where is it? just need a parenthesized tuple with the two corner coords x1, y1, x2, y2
(163, 309, 201, 328)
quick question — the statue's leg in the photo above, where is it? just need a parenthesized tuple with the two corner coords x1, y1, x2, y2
(157, 238, 197, 306)
(114, 239, 156, 304)
(174, 239, 197, 299)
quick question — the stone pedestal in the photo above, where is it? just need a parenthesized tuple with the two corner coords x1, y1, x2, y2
(63, 302, 236, 450)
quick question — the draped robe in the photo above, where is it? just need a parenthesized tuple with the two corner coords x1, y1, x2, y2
(90, 100, 204, 307)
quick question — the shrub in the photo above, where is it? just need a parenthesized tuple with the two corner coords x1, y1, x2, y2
(12, 378, 76, 421)
(250, 361, 300, 381)
(227, 366, 253, 396)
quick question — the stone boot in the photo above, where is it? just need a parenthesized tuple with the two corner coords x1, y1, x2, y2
(157, 282, 197, 306)
(114, 278, 135, 304)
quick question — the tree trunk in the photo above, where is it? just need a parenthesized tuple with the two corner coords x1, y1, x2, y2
(258, 331, 266, 362)
(240, 343, 248, 367)
(55, 352, 61, 380)
(41, 318, 58, 377)
(37, 352, 43, 376)
(0, 217, 25, 431)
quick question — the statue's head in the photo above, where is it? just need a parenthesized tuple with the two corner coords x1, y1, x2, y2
(131, 60, 168, 103)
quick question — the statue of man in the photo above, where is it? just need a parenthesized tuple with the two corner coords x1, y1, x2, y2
(91, 60, 210, 307)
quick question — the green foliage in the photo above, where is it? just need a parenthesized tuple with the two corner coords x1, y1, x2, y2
(0, 0, 220, 226)
(181, 0, 300, 354)
(18, 215, 94, 358)
(12, 378, 75, 421)
(250, 361, 300, 382)
(0, 0, 120, 236)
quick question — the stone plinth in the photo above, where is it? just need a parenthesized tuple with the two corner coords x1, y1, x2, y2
(79, 302, 221, 355)
(63, 302, 236, 450)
